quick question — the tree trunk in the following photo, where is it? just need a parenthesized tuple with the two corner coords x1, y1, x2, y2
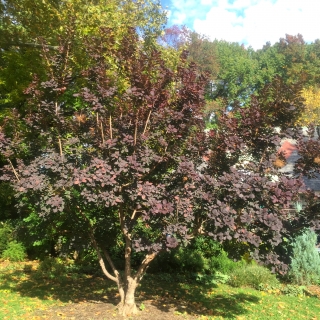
(117, 276, 138, 316)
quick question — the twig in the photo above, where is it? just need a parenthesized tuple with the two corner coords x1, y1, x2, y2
(12, 42, 59, 50)
(100, 122, 105, 144)
(134, 120, 137, 146)
(58, 137, 63, 157)
(8, 159, 20, 181)
(109, 114, 113, 139)
(131, 209, 137, 220)
(142, 109, 152, 135)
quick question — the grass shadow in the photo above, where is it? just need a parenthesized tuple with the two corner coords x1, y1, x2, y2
(0, 263, 260, 318)
(138, 274, 260, 318)
(0, 265, 118, 304)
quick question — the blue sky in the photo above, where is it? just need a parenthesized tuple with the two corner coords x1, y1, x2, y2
(160, 0, 319, 49)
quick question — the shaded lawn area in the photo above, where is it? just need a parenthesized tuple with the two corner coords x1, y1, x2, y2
(1, 261, 320, 319)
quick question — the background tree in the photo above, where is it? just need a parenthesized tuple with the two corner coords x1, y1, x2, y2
(0, 0, 166, 110)
(0, 0, 168, 229)
(296, 87, 320, 126)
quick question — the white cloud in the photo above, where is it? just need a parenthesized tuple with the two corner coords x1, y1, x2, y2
(167, 0, 320, 49)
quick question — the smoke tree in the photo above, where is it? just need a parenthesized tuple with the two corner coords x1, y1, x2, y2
(1, 26, 319, 316)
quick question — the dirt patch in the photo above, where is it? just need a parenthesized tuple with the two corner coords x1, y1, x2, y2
(31, 298, 203, 319)
(306, 285, 320, 299)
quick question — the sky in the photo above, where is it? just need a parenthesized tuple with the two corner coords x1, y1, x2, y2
(160, 0, 319, 50)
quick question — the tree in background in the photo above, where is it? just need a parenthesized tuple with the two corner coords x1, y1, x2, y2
(0, 0, 166, 110)
(296, 87, 320, 126)
(0, 0, 168, 227)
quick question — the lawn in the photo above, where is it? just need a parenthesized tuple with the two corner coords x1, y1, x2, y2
(0, 260, 320, 319)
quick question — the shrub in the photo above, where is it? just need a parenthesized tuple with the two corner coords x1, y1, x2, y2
(148, 237, 239, 275)
(0, 222, 13, 254)
(190, 236, 223, 258)
(149, 247, 206, 274)
(194, 271, 230, 286)
(208, 251, 239, 274)
(258, 283, 306, 296)
(1, 241, 26, 262)
(36, 257, 68, 279)
(228, 264, 279, 289)
(289, 228, 320, 285)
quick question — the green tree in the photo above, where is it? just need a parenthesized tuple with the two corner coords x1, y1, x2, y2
(0, 0, 166, 110)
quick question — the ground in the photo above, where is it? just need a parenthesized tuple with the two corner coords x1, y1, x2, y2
(1, 260, 320, 319)
(31, 297, 201, 319)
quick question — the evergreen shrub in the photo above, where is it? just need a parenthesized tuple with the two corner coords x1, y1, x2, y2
(289, 228, 320, 285)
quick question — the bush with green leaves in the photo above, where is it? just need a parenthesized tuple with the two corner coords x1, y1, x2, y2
(36, 257, 68, 279)
(228, 263, 279, 289)
(289, 228, 320, 285)
(148, 236, 239, 275)
(194, 271, 230, 286)
(258, 283, 306, 296)
(1, 241, 26, 262)
(0, 222, 13, 254)
(207, 251, 239, 274)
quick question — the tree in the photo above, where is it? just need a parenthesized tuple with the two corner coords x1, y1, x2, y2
(1, 27, 319, 316)
(0, 0, 166, 109)
(160, 26, 220, 123)
(0, 27, 209, 315)
(0, 0, 167, 227)
(296, 87, 320, 126)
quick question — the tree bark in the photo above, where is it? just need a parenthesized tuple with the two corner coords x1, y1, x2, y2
(117, 277, 138, 316)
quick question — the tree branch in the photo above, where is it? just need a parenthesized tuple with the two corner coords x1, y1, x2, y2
(90, 233, 118, 282)
(134, 252, 157, 283)
(119, 204, 132, 279)
(11, 42, 59, 50)
(100, 122, 105, 144)
(78, 208, 118, 283)
(8, 159, 20, 181)
(142, 109, 152, 135)
(109, 114, 113, 139)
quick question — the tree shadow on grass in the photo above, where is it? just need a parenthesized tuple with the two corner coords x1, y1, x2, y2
(0, 267, 119, 304)
(138, 275, 260, 318)
(0, 266, 260, 319)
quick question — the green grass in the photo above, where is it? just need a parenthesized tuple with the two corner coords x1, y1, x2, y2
(139, 274, 320, 319)
(1, 260, 320, 319)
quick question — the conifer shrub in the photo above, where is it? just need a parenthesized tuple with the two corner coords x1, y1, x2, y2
(289, 229, 320, 285)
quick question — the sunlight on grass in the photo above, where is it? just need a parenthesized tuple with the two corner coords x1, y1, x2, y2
(1, 261, 320, 319)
